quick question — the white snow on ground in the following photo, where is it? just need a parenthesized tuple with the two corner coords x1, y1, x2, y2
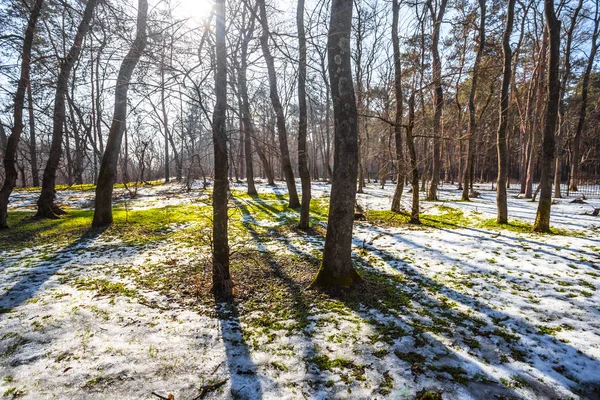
(1, 180, 599, 399)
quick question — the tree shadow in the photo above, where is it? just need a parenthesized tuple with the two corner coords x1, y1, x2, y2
(214, 300, 263, 400)
(0, 227, 107, 311)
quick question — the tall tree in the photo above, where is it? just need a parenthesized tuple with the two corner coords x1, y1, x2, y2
(533, 0, 561, 233)
(311, 0, 361, 288)
(92, 0, 148, 228)
(27, 81, 39, 187)
(390, 0, 405, 212)
(0, 0, 44, 229)
(257, 0, 300, 209)
(569, 1, 599, 191)
(36, 0, 100, 218)
(426, 0, 447, 201)
(462, 0, 486, 201)
(211, 0, 232, 298)
(297, 0, 311, 229)
(554, 0, 583, 197)
(496, 0, 516, 224)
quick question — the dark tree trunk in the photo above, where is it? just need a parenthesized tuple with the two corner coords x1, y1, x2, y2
(297, 0, 311, 229)
(27, 81, 39, 187)
(406, 88, 420, 224)
(0, 122, 7, 157)
(390, 0, 404, 213)
(426, 0, 447, 201)
(533, 0, 560, 233)
(0, 0, 43, 229)
(257, 0, 300, 208)
(569, 2, 599, 192)
(311, 0, 361, 289)
(462, 0, 485, 201)
(238, 6, 258, 195)
(496, 0, 515, 224)
(37, 0, 99, 218)
(211, 0, 232, 299)
(92, 0, 148, 228)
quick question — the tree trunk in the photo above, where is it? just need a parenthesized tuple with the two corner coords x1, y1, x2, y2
(297, 0, 311, 229)
(462, 0, 485, 201)
(427, 0, 447, 201)
(0, 0, 43, 229)
(257, 0, 300, 209)
(533, 0, 560, 233)
(496, 0, 515, 224)
(92, 0, 148, 228)
(390, 0, 404, 212)
(311, 0, 361, 289)
(554, 0, 583, 198)
(37, 0, 99, 218)
(211, 0, 232, 299)
(569, 2, 599, 192)
(406, 87, 420, 224)
(27, 80, 39, 187)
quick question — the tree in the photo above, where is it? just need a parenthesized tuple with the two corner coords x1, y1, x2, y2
(92, 0, 148, 228)
(390, 0, 404, 213)
(496, 0, 516, 224)
(257, 0, 300, 209)
(297, 0, 311, 229)
(462, 0, 486, 201)
(311, 0, 361, 289)
(212, 0, 233, 298)
(0, 0, 44, 229)
(36, 0, 100, 218)
(569, 1, 599, 191)
(533, 0, 561, 233)
(426, 0, 447, 201)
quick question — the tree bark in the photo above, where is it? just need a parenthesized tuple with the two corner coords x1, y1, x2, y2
(496, 0, 515, 224)
(0, 0, 44, 229)
(533, 0, 560, 233)
(211, 0, 232, 298)
(92, 0, 148, 228)
(27, 80, 39, 187)
(36, 0, 100, 218)
(257, 0, 300, 208)
(569, 2, 599, 192)
(462, 0, 485, 201)
(426, 0, 447, 201)
(297, 0, 311, 229)
(311, 0, 361, 289)
(390, 0, 404, 212)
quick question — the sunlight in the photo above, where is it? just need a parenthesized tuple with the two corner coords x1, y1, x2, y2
(174, 0, 213, 20)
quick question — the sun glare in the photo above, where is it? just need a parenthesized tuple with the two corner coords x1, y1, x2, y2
(175, 0, 213, 21)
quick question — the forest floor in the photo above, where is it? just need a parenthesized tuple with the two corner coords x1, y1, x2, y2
(1, 180, 599, 400)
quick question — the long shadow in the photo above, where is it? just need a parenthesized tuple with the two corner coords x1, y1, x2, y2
(0, 227, 107, 311)
(278, 225, 600, 398)
(214, 300, 263, 400)
(354, 223, 600, 397)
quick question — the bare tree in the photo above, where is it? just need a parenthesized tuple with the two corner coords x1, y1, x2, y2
(390, 0, 404, 212)
(311, 0, 361, 289)
(212, 0, 233, 298)
(36, 0, 100, 218)
(297, 0, 311, 229)
(0, 0, 44, 229)
(92, 0, 148, 228)
(533, 0, 561, 233)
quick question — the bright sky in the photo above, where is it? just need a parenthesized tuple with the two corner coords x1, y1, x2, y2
(171, 0, 214, 21)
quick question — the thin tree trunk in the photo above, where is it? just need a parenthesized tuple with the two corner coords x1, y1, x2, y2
(37, 0, 100, 218)
(569, 2, 599, 192)
(406, 86, 420, 224)
(0, 0, 44, 229)
(427, 0, 447, 201)
(462, 0, 485, 201)
(391, 0, 404, 212)
(496, 0, 515, 224)
(211, 0, 232, 298)
(92, 0, 148, 227)
(257, 0, 300, 208)
(311, 0, 361, 289)
(27, 80, 39, 187)
(533, 0, 560, 233)
(297, 0, 311, 229)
